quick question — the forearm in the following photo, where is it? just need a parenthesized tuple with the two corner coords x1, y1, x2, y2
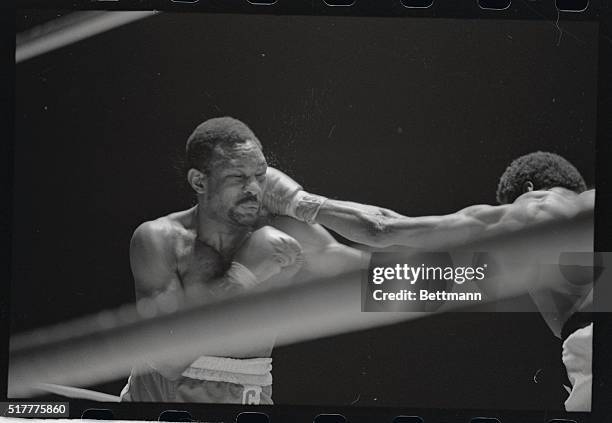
(314, 200, 389, 246)
(315, 199, 475, 249)
(210, 268, 254, 297)
(182, 263, 260, 303)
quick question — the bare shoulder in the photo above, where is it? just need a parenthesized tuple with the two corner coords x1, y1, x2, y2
(131, 209, 197, 264)
(577, 189, 596, 208)
(513, 188, 595, 222)
(133, 217, 178, 251)
(454, 188, 595, 231)
(130, 209, 197, 298)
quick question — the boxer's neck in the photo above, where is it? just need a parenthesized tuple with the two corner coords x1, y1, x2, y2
(195, 206, 251, 254)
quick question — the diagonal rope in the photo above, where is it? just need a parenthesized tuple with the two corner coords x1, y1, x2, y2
(8, 212, 596, 397)
(16, 11, 158, 63)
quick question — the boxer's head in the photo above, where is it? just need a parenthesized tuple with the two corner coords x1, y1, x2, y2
(496, 151, 587, 204)
(186, 117, 267, 226)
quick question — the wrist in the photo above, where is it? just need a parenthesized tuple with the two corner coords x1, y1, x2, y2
(290, 191, 328, 224)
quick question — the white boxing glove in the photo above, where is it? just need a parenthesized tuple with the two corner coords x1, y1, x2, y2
(263, 167, 327, 224)
(230, 226, 304, 286)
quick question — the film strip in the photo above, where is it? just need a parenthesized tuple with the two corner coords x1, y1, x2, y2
(4, 0, 612, 422)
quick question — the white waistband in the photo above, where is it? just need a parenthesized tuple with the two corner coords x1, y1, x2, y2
(181, 356, 272, 387)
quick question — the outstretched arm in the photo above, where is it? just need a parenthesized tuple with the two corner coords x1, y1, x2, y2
(314, 200, 481, 249)
(264, 166, 593, 254)
(314, 190, 594, 250)
(263, 167, 521, 249)
(314, 200, 513, 249)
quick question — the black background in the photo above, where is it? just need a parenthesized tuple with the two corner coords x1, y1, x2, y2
(12, 12, 598, 410)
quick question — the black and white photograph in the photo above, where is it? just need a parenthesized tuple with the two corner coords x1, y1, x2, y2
(9, 9, 600, 414)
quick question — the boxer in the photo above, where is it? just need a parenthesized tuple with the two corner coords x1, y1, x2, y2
(265, 152, 593, 252)
(264, 151, 595, 411)
(121, 117, 369, 404)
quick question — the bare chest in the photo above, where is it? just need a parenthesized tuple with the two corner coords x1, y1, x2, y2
(175, 237, 233, 289)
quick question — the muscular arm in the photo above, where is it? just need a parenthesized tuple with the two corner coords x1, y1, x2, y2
(316, 190, 595, 332)
(129, 221, 196, 380)
(130, 221, 182, 303)
(315, 190, 595, 250)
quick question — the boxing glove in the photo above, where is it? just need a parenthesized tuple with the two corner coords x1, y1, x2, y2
(229, 226, 304, 287)
(263, 167, 327, 224)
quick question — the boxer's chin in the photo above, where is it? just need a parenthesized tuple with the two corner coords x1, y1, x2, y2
(228, 207, 260, 227)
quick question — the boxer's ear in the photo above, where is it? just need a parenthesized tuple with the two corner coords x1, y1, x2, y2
(523, 181, 534, 193)
(187, 168, 208, 195)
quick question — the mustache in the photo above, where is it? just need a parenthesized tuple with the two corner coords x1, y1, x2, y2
(236, 194, 260, 205)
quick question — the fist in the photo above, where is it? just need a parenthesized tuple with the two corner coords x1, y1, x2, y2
(263, 167, 327, 223)
(234, 226, 304, 283)
(263, 167, 303, 217)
